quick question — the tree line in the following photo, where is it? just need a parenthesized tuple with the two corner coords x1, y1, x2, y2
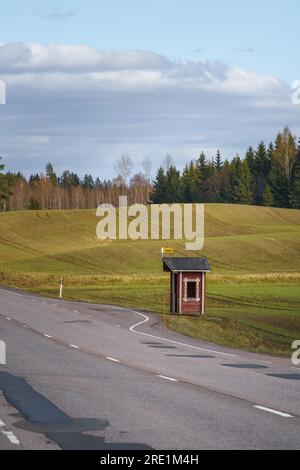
(152, 127, 300, 209)
(0, 127, 299, 211)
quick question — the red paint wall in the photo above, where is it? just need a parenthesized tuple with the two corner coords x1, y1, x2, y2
(178, 272, 203, 315)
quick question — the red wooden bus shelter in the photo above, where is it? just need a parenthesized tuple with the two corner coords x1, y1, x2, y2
(163, 257, 211, 316)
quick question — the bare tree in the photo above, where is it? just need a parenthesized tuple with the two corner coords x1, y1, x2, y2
(114, 154, 133, 185)
(142, 158, 152, 182)
(274, 127, 297, 180)
(163, 153, 174, 172)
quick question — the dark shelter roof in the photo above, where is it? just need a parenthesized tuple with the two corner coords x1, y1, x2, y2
(163, 257, 211, 273)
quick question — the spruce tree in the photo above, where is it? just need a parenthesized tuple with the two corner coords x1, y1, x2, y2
(231, 156, 253, 204)
(290, 140, 300, 208)
(166, 166, 182, 203)
(151, 167, 167, 204)
(214, 149, 223, 171)
(0, 157, 10, 211)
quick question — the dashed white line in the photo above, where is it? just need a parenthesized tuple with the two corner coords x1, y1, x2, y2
(254, 406, 293, 418)
(44, 334, 52, 339)
(69, 344, 80, 349)
(0, 419, 20, 445)
(73, 310, 80, 314)
(158, 375, 178, 382)
(51, 304, 57, 308)
(258, 360, 272, 365)
(23, 325, 29, 329)
(106, 357, 120, 363)
(6, 317, 12, 321)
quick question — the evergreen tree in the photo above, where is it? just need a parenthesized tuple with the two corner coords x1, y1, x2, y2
(290, 140, 300, 208)
(0, 157, 10, 211)
(46, 162, 57, 185)
(214, 149, 223, 171)
(82, 174, 95, 189)
(28, 197, 41, 210)
(151, 167, 167, 204)
(253, 142, 271, 205)
(181, 161, 199, 203)
(245, 146, 256, 174)
(165, 166, 182, 203)
(231, 156, 253, 204)
(263, 184, 274, 207)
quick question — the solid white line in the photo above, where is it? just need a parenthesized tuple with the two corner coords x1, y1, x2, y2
(106, 357, 120, 363)
(44, 334, 52, 339)
(69, 344, 80, 349)
(254, 406, 293, 418)
(0, 288, 23, 297)
(158, 375, 178, 382)
(129, 310, 237, 358)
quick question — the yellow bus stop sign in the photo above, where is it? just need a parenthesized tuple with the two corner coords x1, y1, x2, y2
(161, 247, 174, 257)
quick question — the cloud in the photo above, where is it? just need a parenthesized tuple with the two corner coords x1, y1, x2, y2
(0, 42, 298, 178)
(231, 48, 255, 54)
(33, 7, 76, 20)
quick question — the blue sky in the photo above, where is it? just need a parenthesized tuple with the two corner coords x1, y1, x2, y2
(1, 0, 298, 82)
(0, 1, 299, 178)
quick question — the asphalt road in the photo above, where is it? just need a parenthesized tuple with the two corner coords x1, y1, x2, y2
(0, 285, 299, 450)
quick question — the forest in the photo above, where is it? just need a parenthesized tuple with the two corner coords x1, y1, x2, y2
(0, 127, 299, 211)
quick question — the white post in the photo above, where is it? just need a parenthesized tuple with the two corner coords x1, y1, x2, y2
(59, 278, 63, 299)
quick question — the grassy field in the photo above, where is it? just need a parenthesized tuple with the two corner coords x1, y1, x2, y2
(0, 204, 300, 356)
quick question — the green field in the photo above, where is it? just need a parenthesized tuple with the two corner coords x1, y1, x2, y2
(0, 204, 300, 356)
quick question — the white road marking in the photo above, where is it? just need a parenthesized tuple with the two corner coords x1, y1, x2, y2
(0, 419, 20, 445)
(115, 325, 121, 328)
(106, 357, 120, 363)
(158, 375, 178, 382)
(73, 310, 80, 314)
(51, 304, 57, 307)
(44, 334, 52, 339)
(23, 325, 29, 329)
(129, 310, 237, 358)
(69, 344, 80, 349)
(0, 288, 23, 297)
(2, 430, 20, 445)
(254, 406, 293, 418)
(258, 360, 272, 365)
(6, 317, 12, 321)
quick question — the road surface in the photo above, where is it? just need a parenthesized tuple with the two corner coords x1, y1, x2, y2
(0, 286, 299, 450)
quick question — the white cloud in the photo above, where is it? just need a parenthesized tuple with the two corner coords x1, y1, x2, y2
(0, 42, 298, 178)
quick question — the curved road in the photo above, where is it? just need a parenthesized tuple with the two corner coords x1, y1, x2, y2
(0, 286, 299, 450)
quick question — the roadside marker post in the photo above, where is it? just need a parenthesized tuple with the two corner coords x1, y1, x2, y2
(59, 278, 64, 299)
(164, 295, 167, 330)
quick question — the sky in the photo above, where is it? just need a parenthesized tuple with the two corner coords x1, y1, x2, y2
(0, 0, 299, 179)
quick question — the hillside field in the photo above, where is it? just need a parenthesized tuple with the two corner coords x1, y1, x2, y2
(0, 204, 300, 356)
